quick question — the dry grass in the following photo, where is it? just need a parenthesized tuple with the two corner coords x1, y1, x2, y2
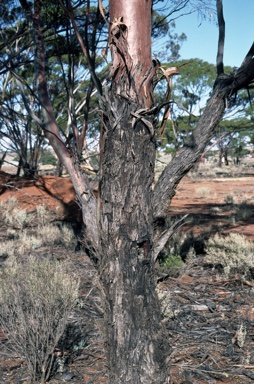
(0, 256, 79, 383)
(205, 233, 254, 276)
(0, 200, 76, 259)
(39, 223, 76, 248)
(0, 222, 76, 259)
(195, 186, 213, 198)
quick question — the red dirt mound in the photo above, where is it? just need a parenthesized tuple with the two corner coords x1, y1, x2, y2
(0, 171, 82, 222)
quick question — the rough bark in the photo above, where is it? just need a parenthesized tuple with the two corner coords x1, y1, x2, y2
(97, 1, 169, 382)
(17, 2, 254, 383)
(216, 0, 225, 76)
(99, 90, 169, 383)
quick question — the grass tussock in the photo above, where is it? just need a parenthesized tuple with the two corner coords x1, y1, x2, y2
(0, 198, 55, 229)
(205, 233, 254, 276)
(195, 186, 213, 197)
(0, 256, 79, 383)
(0, 199, 76, 259)
(0, 222, 76, 259)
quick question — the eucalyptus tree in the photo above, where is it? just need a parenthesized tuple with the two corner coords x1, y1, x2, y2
(0, 0, 180, 176)
(2, 0, 254, 383)
(156, 58, 253, 157)
(0, 0, 107, 175)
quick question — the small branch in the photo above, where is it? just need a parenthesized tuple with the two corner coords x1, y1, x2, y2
(216, 0, 225, 76)
(152, 214, 188, 263)
(241, 41, 254, 67)
(57, 0, 102, 95)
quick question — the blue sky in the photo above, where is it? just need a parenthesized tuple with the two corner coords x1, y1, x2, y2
(173, 0, 254, 67)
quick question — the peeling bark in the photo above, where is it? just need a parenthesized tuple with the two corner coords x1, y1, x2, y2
(99, 90, 169, 383)
(97, 1, 170, 381)
(109, 0, 155, 108)
(17, 1, 254, 383)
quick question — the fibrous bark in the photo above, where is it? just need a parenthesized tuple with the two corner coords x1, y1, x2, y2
(98, 87, 169, 383)
(97, 1, 170, 382)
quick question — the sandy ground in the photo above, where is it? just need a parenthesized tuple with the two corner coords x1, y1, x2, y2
(0, 169, 254, 383)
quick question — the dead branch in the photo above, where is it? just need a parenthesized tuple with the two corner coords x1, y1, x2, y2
(153, 214, 188, 262)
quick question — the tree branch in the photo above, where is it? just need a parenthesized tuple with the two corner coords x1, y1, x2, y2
(19, 0, 99, 248)
(152, 214, 188, 263)
(153, 43, 254, 220)
(241, 41, 254, 67)
(216, 0, 225, 76)
(57, 0, 103, 95)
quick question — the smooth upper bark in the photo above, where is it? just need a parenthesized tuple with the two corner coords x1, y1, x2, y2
(109, 0, 155, 108)
(109, 0, 152, 72)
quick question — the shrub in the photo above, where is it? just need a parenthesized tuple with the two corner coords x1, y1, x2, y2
(205, 233, 254, 276)
(40, 150, 57, 166)
(5, 207, 34, 229)
(0, 197, 35, 229)
(160, 254, 185, 276)
(0, 257, 79, 383)
(195, 186, 213, 197)
(36, 205, 54, 226)
(236, 201, 253, 221)
(39, 223, 76, 248)
(224, 194, 235, 205)
(0, 197, 18, 224)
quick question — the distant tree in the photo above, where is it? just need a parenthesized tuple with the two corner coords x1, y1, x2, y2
(157, 58, 254, 158)
(156, 59, 217, 151)
(213, 118, 254, 166)
(40, 150, 57, 166)
(0, 0, 184, 177)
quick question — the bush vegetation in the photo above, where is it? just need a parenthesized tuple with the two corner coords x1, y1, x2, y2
(0, 199, 80, 382)
(0, 200, 76, 258)
(40, 150, 57, 166)
(205, 233, 254, 276)
(0, 256, 79, 383)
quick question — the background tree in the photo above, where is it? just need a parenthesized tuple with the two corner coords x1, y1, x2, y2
(212, 118, 254, 166)
(0, 0, 183, 177)
(1, 0, 254, 383)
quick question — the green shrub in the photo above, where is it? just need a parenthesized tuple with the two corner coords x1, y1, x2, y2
(160, 254, 185, 275)
(0, 256, 79, 383)
(236, 202, 253, 221)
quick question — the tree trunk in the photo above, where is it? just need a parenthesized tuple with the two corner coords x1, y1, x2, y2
(20, 1, 254, 383)
(97, 1, 169, 382)
(55, 159, 63, 177)
(98, 91, 169, 383)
